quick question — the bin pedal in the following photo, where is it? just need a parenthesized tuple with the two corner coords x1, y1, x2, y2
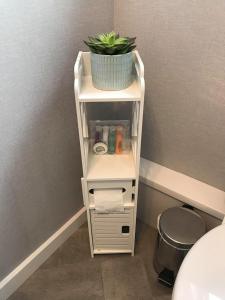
(158, 268, 174, 288)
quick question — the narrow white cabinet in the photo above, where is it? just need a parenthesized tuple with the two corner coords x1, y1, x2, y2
(74, 51, 145, 256)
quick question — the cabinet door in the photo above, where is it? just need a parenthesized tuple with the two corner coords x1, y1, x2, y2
(91, 208, 134, 252)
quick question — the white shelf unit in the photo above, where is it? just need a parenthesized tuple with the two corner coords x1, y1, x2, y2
(74, 51, 145, 256)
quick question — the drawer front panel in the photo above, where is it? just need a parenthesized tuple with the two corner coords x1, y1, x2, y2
(87, 180, 134, 207)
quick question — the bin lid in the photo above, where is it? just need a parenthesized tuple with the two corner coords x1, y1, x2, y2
(159, 207, 206, 250)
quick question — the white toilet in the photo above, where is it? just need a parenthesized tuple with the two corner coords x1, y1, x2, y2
(172, 217, 225, 300)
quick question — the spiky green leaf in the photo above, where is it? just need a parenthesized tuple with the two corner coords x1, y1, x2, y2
(84, 32, 136, 55)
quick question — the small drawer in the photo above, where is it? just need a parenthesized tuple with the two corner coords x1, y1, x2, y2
(91, 208, 134, 251)
(87, 180, 134, 207)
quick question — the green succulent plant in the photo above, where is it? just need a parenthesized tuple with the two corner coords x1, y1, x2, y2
(84, 32, 136, 55)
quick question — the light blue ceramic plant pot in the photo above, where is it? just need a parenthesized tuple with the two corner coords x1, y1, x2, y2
(91, 52, 133, 90)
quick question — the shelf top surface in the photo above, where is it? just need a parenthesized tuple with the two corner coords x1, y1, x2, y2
(89, 202, 135, 209)
(79, 76, 141, 102)
(86, 152, 136, 181)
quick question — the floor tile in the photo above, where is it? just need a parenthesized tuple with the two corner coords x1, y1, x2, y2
(101, 256, 152, 300)
(8, 220, 172, 300)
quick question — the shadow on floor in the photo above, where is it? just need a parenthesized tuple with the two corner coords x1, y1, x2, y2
(9, 220, 172, 300)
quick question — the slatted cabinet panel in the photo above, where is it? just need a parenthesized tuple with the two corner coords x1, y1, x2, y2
(91, 209, 134, 253)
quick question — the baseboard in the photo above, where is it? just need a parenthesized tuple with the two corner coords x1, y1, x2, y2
(0, 206, 86, 300)
(140, 158, 225, 220)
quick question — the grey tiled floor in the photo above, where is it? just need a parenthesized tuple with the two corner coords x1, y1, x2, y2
(9, 220, 172, 300)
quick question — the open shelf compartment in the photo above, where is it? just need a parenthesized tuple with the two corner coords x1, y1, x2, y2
(74, 51, 144, 102)
(83, 133, 138, 181)
(87, 151, 136, 181)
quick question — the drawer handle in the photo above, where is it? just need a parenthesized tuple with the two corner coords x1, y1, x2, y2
(122, 225, 130, 234)
(89, 188, 126, 194)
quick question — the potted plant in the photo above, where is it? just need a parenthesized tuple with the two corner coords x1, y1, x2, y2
(84, 32, 136, 90)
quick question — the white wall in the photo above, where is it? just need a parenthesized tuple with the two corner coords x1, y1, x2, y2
(0, 0, 113, 281)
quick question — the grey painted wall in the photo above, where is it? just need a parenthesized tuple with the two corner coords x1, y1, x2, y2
(114, 0, 225, 190)
(0, 0, 113, 280)
(1, 0, 225, 282)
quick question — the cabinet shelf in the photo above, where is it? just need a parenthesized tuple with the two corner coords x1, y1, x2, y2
(87, 151, 136, 181)
(89, 202, 135, 209)
(75, 51, 144, 103)
(79, 76, 141, 102)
